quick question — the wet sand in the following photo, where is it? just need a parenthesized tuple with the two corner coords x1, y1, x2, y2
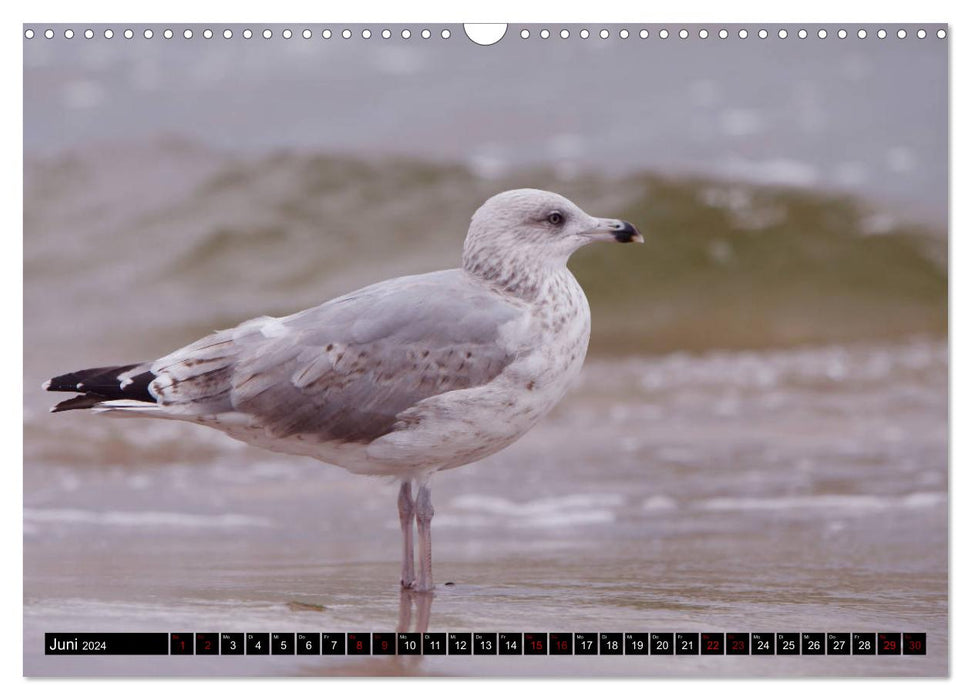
(24, 340, 947, 676)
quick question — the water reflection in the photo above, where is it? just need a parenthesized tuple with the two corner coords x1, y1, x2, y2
(398, 589, 434, 634)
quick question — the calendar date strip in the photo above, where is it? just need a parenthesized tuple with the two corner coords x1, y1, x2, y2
(45, 632, 927, 656)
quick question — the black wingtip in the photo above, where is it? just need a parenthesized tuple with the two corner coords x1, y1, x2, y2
(46, 364, 142, 393)
(44, 363, 158, 413)
(49, 394, 106, 413)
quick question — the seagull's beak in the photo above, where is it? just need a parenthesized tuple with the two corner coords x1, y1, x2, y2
(587, 218, 644, 244)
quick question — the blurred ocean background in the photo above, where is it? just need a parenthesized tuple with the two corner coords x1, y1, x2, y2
(24, 24, 947, 676)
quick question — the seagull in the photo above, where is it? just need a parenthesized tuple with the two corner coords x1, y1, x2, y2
(44, 188, 642, 592)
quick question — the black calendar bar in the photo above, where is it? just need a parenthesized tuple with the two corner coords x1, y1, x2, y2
(43, 632, 927, 655)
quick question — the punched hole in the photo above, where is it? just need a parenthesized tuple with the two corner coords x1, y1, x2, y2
(464, 23, 507, 45)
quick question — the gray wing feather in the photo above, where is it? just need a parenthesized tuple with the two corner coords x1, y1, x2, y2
(151, 270, 521, 442)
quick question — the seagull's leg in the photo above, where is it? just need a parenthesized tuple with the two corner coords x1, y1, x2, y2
(415, 482, 435, 592)
(398, 480, 416, 589)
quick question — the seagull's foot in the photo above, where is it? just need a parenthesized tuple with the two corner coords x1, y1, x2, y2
(412, 579, 435, 594)
(400, 562, 416, 589)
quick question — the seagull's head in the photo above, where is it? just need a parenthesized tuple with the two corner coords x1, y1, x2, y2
(463, 189, 642, 280)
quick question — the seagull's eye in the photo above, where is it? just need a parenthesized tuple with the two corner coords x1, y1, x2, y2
(546, 211, 564, 226)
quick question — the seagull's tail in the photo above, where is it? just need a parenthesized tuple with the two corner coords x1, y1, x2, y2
(43, 363, 159, 414)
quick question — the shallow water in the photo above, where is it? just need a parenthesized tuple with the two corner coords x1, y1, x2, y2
(23, 339, 947, 676)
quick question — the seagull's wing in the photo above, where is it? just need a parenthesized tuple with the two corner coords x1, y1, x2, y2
(151, 269, 522, 443)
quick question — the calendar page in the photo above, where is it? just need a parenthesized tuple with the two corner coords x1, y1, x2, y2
(23, 20, 948, 677)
